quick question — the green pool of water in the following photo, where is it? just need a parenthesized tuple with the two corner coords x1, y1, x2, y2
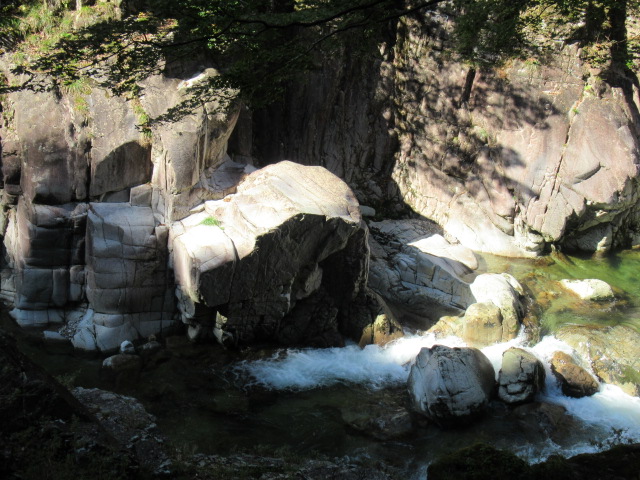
(477, 248, 640, 334)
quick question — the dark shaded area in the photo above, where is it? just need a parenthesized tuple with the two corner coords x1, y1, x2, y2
(0, 328, 138, 480)
(428, 442, 640, 480)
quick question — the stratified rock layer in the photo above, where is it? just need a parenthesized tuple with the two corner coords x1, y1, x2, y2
(368, 219, 476, 325)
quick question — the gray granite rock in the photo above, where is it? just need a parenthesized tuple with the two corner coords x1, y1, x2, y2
(408, 345, 495, 425)
(498, 348, 546, 404)
(368, 219, 477, 325)
(170, 161, 368, 346)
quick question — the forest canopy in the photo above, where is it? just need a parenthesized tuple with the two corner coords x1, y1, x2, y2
(0, 0, 638, 124)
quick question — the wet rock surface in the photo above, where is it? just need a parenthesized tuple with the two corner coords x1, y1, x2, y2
(560, 278, 615, 301)
(550, 351, 599, 398)
(428, 443, 640, 480)
(556, 324, 640, 396)
(498, 348, 546, 404)
(408, 345, 495, 425)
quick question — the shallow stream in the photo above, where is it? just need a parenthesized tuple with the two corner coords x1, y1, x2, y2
(7, 249, 640, 478)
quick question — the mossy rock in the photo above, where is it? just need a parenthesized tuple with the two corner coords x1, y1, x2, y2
(427, 444, 531, 480)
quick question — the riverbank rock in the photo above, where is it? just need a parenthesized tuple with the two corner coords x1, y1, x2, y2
(550, 351, 599, 398)
(73, 387, 171, 474)
(556, 324, 640, 396)
(368, 219, 477, 326)
(407, 345, 495, 426)
(470, 273, 525, 341)
(0, 329, 136, 479)
(341, 394, 414, 440)
(559, 278, 615, 301)
(498, 348, 545, 404)
(170, 161, 369, 346)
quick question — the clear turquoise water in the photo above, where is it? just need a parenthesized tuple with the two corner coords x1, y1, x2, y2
(477, 249, 640, 334)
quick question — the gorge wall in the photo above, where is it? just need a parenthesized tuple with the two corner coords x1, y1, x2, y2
(2, 6, 640, 348)
(252, 12, 640, 257)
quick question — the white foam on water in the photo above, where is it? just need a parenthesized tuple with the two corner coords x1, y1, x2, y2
(239, 332, 466, 390)
(239, 330, 640, 456)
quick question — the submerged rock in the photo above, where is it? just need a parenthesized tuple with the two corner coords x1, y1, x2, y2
(407, 345, 495, 426)
(101, 353, 143, 387)
(550, 351, 599, 398)
(498, 348, 545, 404)
(429, 443, 640, 480)
(342, 400, 414, 440)
(509, 402, 575, 444)
(559, 278, 615, 301)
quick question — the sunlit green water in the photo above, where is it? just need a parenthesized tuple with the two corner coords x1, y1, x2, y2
(477, 248, 640, 334)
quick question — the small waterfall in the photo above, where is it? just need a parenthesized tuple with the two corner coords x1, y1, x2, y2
(237, 330, 640, 463)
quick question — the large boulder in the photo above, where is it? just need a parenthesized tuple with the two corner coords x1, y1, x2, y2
(368, 219, 477, 325)
(498, 347, 546, 404)
(407, 345, 495, 426)
(428, 301, 507, 347)
(470, 273, 525, 341)
(170, 161, 368, 346)
(556, 324, 640, 396)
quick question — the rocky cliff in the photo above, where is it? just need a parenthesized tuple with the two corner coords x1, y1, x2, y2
(2, 7, 640, 348)
(253, 12, 640, 257)
(0, 61, 378, 350)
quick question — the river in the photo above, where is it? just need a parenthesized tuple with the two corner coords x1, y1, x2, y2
(5, 249, 640, 478)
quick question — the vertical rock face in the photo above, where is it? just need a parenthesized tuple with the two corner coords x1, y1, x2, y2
(170, 161, 369, 346)
(72, 203, 174, 351)
(0, 63, 241, 350)
(392, 19, 640, 257)
(253, 13, 640, 257)
(252, 39, 398, 206)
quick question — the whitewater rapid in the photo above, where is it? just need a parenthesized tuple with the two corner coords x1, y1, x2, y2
(238, 331, 640, 461)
